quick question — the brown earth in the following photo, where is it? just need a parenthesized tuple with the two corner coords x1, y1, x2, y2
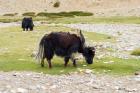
(0, 0, 140, 16)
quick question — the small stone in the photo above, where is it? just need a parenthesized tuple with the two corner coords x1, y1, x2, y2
(33, 76, 40, 78)
(125, 88, 137, 92)
(26, 73, 31, 76)
(18, 59, 25, 61)
(6, 85, 11, 89)
(29, 86, 36, 90)
(36, 85, 41, 89)
(83, 65, 87, 67)
(77, 68, 84, 72)
(60, 70, 64, 73)
(103, 61, 114, 64)
(50, 85, 57, 89)
(84, 69, 92, 74)
(31, 51, 37, 57)
(13, 74, 17, 76)
(134, 76, 140, 82)
(41, 86, 46, 90)
(10, 89, 16, 93)
(61, 90, 72, 93)
(91, 85, 100, 89)
(17, 88, 28, 93)
(134, 72, 139, 75)
(114, 86, 119, 90)
(12, 72, 19, 76)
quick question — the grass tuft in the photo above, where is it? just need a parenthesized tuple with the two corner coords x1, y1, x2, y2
(22, 12, 36, 16)
(131, 48, 140, 56)
(3, 13, 18, 16)
(36, 11, 93, 18)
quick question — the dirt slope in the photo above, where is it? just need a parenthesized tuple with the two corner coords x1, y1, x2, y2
(0, 0, 140, 16)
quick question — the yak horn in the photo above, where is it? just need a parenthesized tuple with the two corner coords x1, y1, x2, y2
(78, 29, 85, 46)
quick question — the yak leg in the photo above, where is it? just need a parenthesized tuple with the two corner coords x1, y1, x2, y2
(23, 28, 25, 31)
(47, 59, 52, 68)
(73, 60, 76, 67)
(64, 56, 70, 67)
(41, 58, 45, 67)
(45, 49, 54, 68)
(30, 27, 33, 31)
(67, 45, 78, 67)
(26, 26, 29, 31)
(71, 54, 77, 67)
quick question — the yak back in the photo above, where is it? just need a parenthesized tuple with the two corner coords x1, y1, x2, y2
(41, 32, 83, 57)
(45, 32, 81, 48)
(22, 17, 34, 28)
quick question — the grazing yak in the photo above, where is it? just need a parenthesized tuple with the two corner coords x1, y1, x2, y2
(36, 30, 95, 68)
(22, 17, 34, 31)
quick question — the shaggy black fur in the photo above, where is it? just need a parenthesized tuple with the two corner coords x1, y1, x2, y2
(37, 32, 95, 68)
(22, 17, 34, 31)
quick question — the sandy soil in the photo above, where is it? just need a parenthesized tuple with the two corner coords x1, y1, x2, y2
(0, 0, 140, 16)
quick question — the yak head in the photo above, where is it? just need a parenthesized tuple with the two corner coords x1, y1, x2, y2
(77, 29, 95, 64)
(82, 46, 95, 64)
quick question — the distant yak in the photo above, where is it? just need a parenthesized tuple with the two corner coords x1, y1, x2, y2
(36, 30, 95, 68)
(22, 17, 34, 31)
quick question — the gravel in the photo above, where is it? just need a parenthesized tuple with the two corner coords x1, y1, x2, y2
(0, 71, 140, 93)
(0, 22, 20, 28)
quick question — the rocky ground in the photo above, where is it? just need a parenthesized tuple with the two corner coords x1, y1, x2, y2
(0, 71, 140, 93)
(64, 24, 140, 59)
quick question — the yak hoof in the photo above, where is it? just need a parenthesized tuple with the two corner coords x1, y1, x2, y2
(41, 64, 44, 67)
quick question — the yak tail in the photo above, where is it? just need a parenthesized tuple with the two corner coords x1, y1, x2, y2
(36, 34, 47, 63)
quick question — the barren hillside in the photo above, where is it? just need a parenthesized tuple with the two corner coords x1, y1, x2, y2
(0, 0, 140, 16)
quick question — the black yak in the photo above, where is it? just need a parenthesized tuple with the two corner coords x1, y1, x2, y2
(36, 30, 95, 68)
(22, 17, 34, 31)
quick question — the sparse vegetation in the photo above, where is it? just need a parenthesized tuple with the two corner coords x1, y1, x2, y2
(68, 11, 93, 16)
(131, 48, 140, 56)
(37, 12, 74, 18)
(53, 1, 60, 8)
(3, 13, 18, 16)
(22, 12, 36, 16)
(37, 11, 93, 17)
(0, 16, 21, 23)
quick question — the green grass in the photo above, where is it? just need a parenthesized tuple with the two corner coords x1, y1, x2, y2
(36, 11, 93, 18)
(131, 48, 140, 56)
(83, 31, 115, 42)
(0, 25, 139, 75)
(1, 16, 140, 24)
(92, 57, 140, 75)
(47, 16, 140, 24)
(0, 16, 21, 23)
